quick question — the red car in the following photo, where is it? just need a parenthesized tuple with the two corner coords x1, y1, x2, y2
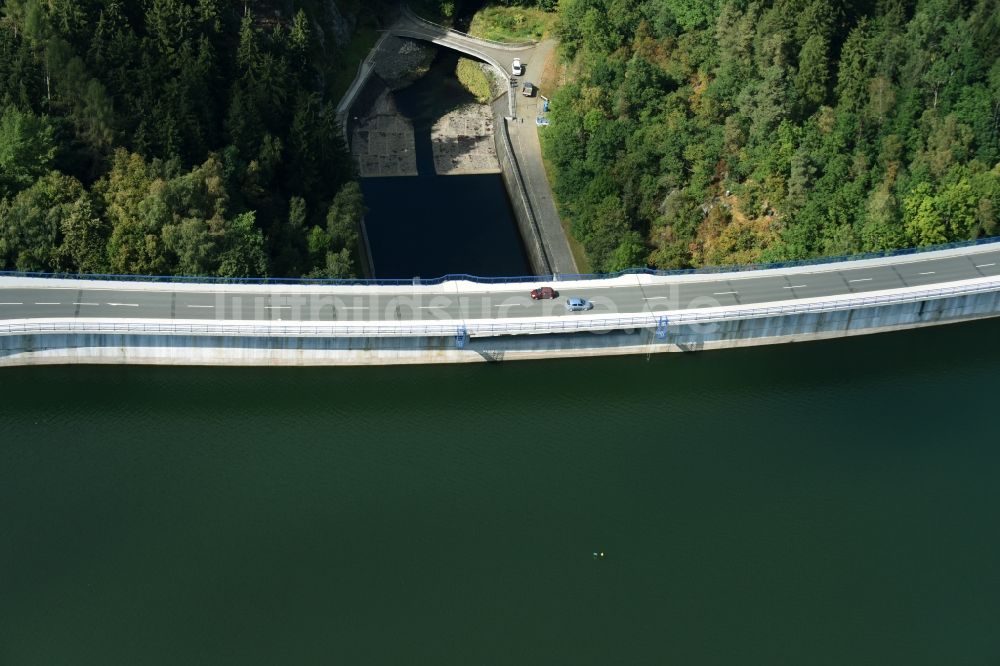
(530, 287, 559, 300)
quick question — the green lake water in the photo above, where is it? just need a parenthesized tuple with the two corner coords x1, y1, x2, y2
(2, 320, 1000, 664)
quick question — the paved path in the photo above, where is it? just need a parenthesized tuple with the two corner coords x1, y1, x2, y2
(3, 245, 999, 325)
(506, 38, 578, 274)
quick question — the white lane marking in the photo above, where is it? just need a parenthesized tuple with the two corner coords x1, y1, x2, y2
(74, 302, 99, 306)
(107, 302, 139, 307)
(783, 285, 806, 289)
(848, 278, 872, 283)
(496, 303, 526, 307)
(976, 263, 995, 268)
(917, 271, 935, 275)
(0, 302, 24, 305)
(339, 307, 368, 310)
(186, 305, 214, 309)
(713, 291, 738, 296)
(35, 302, 61, 305)
(643, 296, 669, 300)
(265, 306, 291, 310)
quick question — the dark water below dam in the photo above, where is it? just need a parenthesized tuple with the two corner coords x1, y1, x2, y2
(3, 318, 1000, 664)
(361, 49, 530, 279)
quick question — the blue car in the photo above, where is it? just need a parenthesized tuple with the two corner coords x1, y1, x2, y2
(565, 297, 593, 312)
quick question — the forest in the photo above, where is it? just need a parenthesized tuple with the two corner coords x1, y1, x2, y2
(543, 0, 1000, 271)
(0, 0, 367, 278)
(1, 0, 998, 278)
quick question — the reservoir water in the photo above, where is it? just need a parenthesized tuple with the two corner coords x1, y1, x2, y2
(361, 49, 530, 279)
(2, 319, 1000, 664)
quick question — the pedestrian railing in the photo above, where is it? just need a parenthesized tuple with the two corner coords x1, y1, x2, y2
(3, 278, 998, 339)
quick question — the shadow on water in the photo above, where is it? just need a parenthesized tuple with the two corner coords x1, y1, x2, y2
(360, 47, 530, 279)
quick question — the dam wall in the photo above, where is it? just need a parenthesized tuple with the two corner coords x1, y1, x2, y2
(493, 110, 551, 275)
(3, 289, 998, 367)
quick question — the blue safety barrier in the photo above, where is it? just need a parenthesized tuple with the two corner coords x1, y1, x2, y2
(655, 316, 669, 340)
(2, 236, 998, 286)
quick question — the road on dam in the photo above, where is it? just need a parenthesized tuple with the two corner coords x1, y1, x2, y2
(2, 245, 999, 325)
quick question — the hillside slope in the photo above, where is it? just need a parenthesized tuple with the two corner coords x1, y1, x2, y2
(542, 0, 1000, 271)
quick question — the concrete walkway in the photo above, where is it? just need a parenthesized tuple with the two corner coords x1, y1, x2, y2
(506, 39, 578, 275)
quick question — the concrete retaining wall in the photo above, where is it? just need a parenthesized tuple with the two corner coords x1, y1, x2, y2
(493, 108, 551, 275)
(3, 290, 998, 367)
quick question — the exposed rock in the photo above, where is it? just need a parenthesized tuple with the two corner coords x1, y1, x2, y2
(311, 1, 357, 51)
(480, 61, 505, 99)
(324, 0, 355, 48)
(373, 35, 437, 90)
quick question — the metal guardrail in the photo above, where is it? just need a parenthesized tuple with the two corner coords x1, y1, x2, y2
(466, 278, 1000, 336)
(3, 278, 998, 339)
(2, 236, 999, 287)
